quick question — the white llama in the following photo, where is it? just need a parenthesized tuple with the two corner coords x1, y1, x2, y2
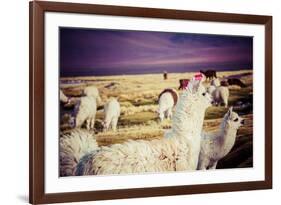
(103, 98, 121, 131)
(211, 78, 220, 87)
(75, 79, 212, 175)
(197, 107, 244, 170)
(207, 85, 216, 96)
(59, 129, 99, 176)
(157, 89, 178, 121)
(75, 86, 101, 130)
(207, 79, 229, 108)
(60, 89, 69, 103)
(213, 86, 229, 108)
(84, 85, 102, 105)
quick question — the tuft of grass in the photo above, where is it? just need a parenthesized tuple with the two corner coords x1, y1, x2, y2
(119, 111, 158, 126)
(96, 126, 163, 146)
(205, 107, 228, 120)
(228, 87, 252, 105)
(130, 98, 158, 106)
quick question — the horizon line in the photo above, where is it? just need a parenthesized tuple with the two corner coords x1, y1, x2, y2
(60, 68, 252, 78)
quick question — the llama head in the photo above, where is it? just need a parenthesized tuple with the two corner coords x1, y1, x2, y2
(224, 107, 245, 130)
(184, 79, 213, 110)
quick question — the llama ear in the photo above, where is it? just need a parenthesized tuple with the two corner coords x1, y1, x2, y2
(193, 80, 201, 92)
(187, 79, 195, 92)
(226, 106, 233, 118)
(187, 79, 198, 93)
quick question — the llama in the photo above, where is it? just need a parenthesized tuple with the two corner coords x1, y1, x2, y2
(75, 86, 101, 130)
(207, 85, 216, 96)
(213, 86, 229, 108)
(211, 78, 220, 87)
(178, 74, 204, 90)
(227, 78, 246, 88)
(220, 80, 229, 87)
(200, 70, 217, 80)
(75, 79, 212, 175)
(60, 89, 69, 103)
(207, 77, 229, 108)
(157, 89, 178, 121)
(178, 79, 189, 90)
(197, 107, 244, 170)
(103, 98, 121, 131)
(84, 85, 102, 104)
(59, 129, 99, 176)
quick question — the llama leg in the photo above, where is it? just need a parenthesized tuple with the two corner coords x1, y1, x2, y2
(86, 119, 91, 130)
(75, 118, 83, 128)
(164, 110, 167, 119)
(222, 98, 227, 108)
(167, 108, 173, 120)
(197, 159, 208, 170)
(209, 161, 218, 170)
(103, 121, 109, 132)
(197, 157, 210, 170)
(75, 113, 85, 128)
(224, 99, 228, 108)
(90, 117, 96, 130)
(111, 117, 118, 131)
(159, 112, 164, 121)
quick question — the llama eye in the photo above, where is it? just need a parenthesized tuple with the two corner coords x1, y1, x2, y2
(234, 118, 239, 122)
(202, 92, 206, 96)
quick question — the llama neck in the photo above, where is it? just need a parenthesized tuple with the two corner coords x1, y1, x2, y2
(169, 93, 207, 170)
(171, 94, 206, 140)
(218, 122, 238, 156)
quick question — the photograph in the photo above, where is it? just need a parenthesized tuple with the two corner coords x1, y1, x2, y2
(59, 27, 253, 177)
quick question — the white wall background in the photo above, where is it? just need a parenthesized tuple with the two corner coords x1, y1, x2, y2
(0, 0, 279, 204)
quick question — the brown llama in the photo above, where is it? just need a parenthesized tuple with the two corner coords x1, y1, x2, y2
(200, 70, 217, 80)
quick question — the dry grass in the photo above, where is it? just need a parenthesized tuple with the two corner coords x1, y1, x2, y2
(60, 70, 253, 169)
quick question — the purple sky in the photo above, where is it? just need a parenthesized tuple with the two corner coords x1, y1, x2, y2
(60, 27, 253, 77)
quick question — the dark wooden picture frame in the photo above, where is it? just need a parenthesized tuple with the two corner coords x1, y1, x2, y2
(29, 1, 272, 204)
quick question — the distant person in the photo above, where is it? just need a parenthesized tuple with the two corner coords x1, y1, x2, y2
(163, 71, 168, 80)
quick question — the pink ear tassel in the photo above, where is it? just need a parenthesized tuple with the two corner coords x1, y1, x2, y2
(193, 73, 204, 81)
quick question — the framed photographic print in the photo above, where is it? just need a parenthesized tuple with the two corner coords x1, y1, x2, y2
(29, 1, 272, 204)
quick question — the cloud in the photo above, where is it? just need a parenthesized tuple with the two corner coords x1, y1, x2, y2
(60, 28, 253, 76)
